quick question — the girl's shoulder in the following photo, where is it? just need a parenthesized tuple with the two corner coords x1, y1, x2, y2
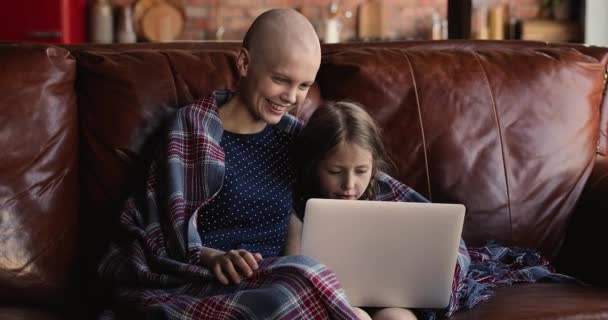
(374, 172, 429, 203)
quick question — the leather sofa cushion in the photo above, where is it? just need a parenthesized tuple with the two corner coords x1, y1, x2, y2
(451, 283, 608, 320)
(0, 307, 62, 320)
(0, 44, 78, 305)
(318, 47, 605, 259)
(321, 41, 608, 156)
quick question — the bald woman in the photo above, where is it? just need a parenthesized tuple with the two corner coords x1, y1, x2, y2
(198, 8, 321, 280)
(98, 8, 361, 320)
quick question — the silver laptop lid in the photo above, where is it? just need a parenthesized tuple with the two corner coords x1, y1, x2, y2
(300, 199, 465, 308)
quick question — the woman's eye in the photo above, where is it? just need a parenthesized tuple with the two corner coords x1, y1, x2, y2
(328, 170, 341, 175)
(355, 170, 369, 175)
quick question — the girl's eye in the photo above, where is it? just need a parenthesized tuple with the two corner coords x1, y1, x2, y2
(355, 170, 369, 175)
(328, 170, 341, 175)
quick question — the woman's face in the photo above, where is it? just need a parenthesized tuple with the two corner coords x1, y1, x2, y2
(238, 46, 319, 126)
(316, 142, 373, 200)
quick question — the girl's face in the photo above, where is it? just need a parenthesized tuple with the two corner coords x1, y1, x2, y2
(316, 142, 373, 200)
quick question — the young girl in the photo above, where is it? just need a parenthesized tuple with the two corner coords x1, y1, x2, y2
(288, 101, 470, 320)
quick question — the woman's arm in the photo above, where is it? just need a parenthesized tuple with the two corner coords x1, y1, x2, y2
(284, 211, 303, 255)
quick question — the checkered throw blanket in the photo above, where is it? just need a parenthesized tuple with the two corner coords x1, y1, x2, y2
(98, 93, 359, 319)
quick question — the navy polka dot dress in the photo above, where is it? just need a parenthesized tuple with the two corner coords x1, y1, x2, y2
(198, 125, 295, 258)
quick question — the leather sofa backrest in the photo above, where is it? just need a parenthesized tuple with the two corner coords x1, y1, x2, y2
(71, 43, 607, 262)
(0, 44, 78, 305)
(320, 40, 608, 156)
(317, 46, 605, 259)
(2, 41, 607, 307)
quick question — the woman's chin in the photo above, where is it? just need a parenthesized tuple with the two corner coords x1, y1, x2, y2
(261, 111, 284, 124)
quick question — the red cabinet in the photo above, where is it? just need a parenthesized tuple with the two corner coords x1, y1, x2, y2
(0, 0, 86, 43)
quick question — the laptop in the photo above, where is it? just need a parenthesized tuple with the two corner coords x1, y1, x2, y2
(300, 198, 465, 308)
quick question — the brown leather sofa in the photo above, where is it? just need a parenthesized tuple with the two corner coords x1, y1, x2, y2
(2, 40, 608, 320)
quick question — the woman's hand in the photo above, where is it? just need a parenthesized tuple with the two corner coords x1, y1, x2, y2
(200, 247, 263, 285)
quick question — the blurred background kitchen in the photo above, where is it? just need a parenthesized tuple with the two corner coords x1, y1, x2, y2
(1, 0, 606, 46)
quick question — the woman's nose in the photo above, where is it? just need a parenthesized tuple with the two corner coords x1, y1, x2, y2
(281, 87, 297, 104)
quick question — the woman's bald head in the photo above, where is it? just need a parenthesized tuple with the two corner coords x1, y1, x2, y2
(242, 8, 321, 63)
(231, 9, 321, 129)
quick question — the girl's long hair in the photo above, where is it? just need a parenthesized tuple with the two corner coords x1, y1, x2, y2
(293, 101, 393, 203)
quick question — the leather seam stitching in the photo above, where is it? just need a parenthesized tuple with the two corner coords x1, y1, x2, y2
(400, 50, 432, 201)
(472, 51, 514, 243)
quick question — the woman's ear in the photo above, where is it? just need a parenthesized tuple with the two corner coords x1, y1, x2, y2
(236, 48, 250, 78)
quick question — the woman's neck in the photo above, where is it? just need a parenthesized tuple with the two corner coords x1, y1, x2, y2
(219, 95, 267, 134)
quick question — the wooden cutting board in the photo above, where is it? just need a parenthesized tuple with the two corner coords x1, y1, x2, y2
(134, 0, 184, 42)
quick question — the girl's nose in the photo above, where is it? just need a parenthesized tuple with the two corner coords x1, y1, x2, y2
(342, 174, 355, 191)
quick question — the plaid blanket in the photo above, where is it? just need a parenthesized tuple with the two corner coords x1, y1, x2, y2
(459, 242, 578, 310)
(98, 92, 359, 319)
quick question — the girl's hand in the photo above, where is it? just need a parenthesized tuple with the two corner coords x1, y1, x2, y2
(200, 248, 263, 285)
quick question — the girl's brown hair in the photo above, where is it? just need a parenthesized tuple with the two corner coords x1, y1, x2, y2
(293, 101, 393, 203)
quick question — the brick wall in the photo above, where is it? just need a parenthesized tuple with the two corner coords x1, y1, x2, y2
(180, 0, 541, 42)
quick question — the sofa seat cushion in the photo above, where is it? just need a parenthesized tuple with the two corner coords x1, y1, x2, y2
(0, 307, 61, 320)
(451, 283, 608, 319)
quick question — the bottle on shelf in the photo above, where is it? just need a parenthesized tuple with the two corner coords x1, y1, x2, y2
(90, 0, 113, 43)
(431, 9, 442, 40)
(488, 4, 504, 40)
(116, 5, 137, 43)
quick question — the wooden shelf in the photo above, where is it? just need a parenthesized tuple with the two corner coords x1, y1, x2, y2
(520, 19, 580, 43)
(446, 0, 583, 43)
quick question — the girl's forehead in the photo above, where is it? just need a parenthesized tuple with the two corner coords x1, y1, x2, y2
(325, 142, 373, 160)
